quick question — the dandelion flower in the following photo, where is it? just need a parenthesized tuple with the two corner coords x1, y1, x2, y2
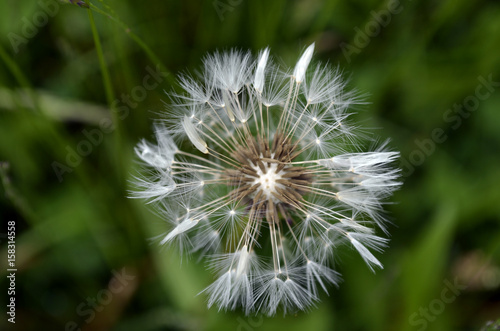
(131, 43, 401, 316)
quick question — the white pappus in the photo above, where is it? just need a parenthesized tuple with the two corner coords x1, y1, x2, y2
(130, 43, 401, 316)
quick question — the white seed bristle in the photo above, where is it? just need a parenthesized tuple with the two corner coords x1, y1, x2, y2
(131, 44, 401, 316)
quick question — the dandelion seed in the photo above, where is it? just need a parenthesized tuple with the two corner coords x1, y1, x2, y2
(293, 43, 315, 83)
(182, 115, 208, 154)
(131, 44, 401, 315)
(254, 48, 270, 93)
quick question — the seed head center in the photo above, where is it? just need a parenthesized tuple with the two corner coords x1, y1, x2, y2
(253, 162, 283, 200)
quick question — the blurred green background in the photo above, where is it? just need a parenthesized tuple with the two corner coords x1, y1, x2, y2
(1, 0, 499, 330)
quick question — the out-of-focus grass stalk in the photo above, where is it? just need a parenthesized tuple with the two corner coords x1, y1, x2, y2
(88, 3, 177, 87)
(0, 43, 45, 121)
(87, 8, 116, 115)
(113, 23, 134, 92)
(87, 6, 144, 257)
(0, 40, 125, 264)
(0, 44, 94, 189)
(0, 45, 32, 91)
(0, 162, 36, 223)
(87, 8, 125, 181)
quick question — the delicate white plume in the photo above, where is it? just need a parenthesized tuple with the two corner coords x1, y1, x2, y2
(134, 126, 177, 168)
(293, 43, 315, 83)
(347, 232, 388, 272)
(160, 217, 199, 245)
(182, 115, 208, 154)
(236, 245, 249, 276)
(253, 47, 270, 93)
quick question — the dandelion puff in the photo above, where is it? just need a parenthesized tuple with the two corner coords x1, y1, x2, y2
(335, 211, 375, 234)
(203, 271, 233, 310)
(173, 73, 213, 105)
(131, 43, 401, 315)
(347, 232, 389, 272)
(147, 199, 201, 255)
(205, 201, 247, 250)
(256, 272, 315, 316)
(134, 129, 176, 168)
(204, 49, 253, 93)
(260, 67, 287, 107)
(305, 261, 341, 298)
(129, 170, 175, 203)
(303, 64, 344, 105)
(203, 245, 260, 314)
(192, 220, 221, 255)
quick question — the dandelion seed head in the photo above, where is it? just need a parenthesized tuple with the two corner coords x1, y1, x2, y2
(131, 43, 401, 316)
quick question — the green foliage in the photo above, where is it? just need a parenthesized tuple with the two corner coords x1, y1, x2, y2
(1, 0, 499, 330)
